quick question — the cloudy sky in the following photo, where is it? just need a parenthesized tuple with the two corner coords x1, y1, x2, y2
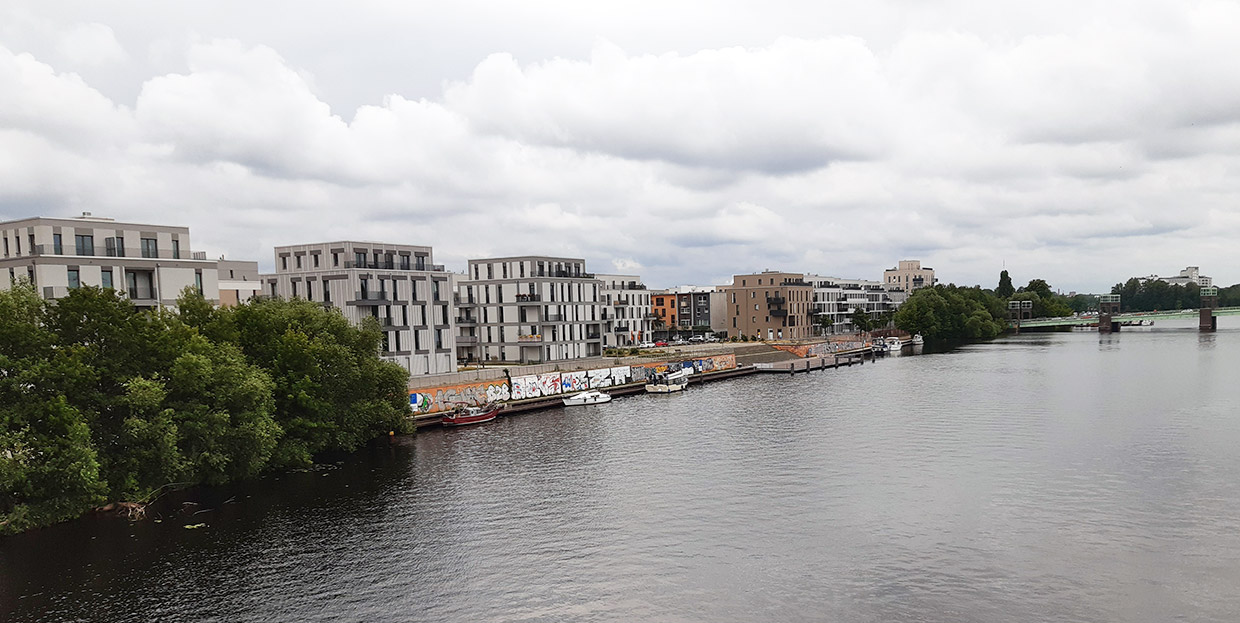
(3, 1, 1238, 292)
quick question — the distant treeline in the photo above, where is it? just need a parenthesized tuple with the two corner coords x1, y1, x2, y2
(895, 272, 1240, 340)
(1110, 279, 1240, 312)
(1, 283, 412, 535)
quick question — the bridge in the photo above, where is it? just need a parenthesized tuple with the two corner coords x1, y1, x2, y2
(1007, 288, 1234, 332)
(1011, 307, 1240, 329)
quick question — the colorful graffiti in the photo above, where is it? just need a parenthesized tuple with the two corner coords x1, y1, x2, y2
(409, 379, 512, 414)
(410, 355, 735, 413)
(772, 342, 864, 358)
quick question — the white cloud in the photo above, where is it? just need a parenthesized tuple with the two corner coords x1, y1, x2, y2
(2, 2, 1240, 292)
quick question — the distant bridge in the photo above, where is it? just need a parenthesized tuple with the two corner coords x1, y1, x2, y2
(1009, 307, 1240, 330)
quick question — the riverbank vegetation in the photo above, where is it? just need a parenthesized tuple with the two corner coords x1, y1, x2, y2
(1110, 279, 1240, 312)
(893, 274, 1078, 340)
(1, 283, 412, 535)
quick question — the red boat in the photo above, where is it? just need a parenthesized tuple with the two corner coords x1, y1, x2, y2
(441, 402, 503, 427)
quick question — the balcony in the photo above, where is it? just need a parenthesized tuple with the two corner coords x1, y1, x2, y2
(535, 269, 596, 279)
(354, 291, 392, 302)
(456, 335, 479, 344)
(767, 296, 786, 305)
(614, 324, 631, 333)
(515, 293, 542, 303)
(586, 333, 601, 340)
(644, 312, 659, 319)
(344, 260, 446, 271)
(518, 334, 542, 343)
(545, 314, 565, 322)
(612, 297, 630, 306)
(770, 309, 788, 317)
(456, 316, 477, 325)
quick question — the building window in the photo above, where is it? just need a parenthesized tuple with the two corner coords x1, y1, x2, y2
(141, 238, 158, 258)
(101, 269, 113, 290)
(355, 252, 366, 267)
(313, 254, 319, 268)
(172, 239, 181, 259)
(332, 252, 339, 267)
(324, 282, 331, 303)
(53, 233, 63, 254)
(195, 271, 203, 296)
(3, 237, 8, 256)
(75, 235, 94, 256)
(67, 269, 80, 289)
(291, 281, 298, 297)
(400, 255, 410, 270)
(433, 281, 441, 301)
(281, 257, 288, 270)
(270, 283, 277, 297)
(295, 254, 302, 268)
(434, 329, 443, 349)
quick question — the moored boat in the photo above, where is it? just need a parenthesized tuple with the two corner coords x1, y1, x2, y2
(562, 390, 612, 406)
(645, 368, 690, 394)
(441, 402, 503, 426)
(911, 334, 924, 345)
(885, 336, 905, 351)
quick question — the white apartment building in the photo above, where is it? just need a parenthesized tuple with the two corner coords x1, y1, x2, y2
(263, 241, 456, 376)
(596, 273, 654, 348)
(218, 259, 262, 307)
(1, 213, 219, 307)
(457, 256, 604, 363)
(1139, 266, 1212, 288)
(807, 274, 904, 334)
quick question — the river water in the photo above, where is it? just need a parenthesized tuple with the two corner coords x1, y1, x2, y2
(4, 320, 1240, 622)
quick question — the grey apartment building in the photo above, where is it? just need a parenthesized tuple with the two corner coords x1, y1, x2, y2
(263, 241, 456, 376)
(1, 213, 218, 307)
(807, 274, 904, 334)
(456, 256, 604, 363)
(597, 273, 654, 348)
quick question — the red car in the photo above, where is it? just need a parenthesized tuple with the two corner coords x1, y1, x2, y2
(655, 340, 668, 347)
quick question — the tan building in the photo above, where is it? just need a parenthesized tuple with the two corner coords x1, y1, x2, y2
(723, 271, 814, 340)
(883, 260, 936, 291)
(217, 259, 262, 307)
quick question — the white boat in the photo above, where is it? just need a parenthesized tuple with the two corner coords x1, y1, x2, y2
(885, 336, 906, 352)
(911, 334, 924, 345)
(562, 390, 612, 406)
(645, 368, 690, 394)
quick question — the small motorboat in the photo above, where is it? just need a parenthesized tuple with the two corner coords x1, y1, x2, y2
(441, 402, 503, 427)
(885, 336, 906, 353)
(562, 390, 612, 406)
(911, 334, 924, 345)
(645, 368, 690, 394)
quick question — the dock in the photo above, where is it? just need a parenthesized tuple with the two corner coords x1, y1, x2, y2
(753, 351, 868, 374)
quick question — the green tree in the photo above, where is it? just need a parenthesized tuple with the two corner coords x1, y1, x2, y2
(996, 270, 1015, 298)
(0, 282, 105, 533)
(229, 298, 412, 467)
(850, 306, 873, 332)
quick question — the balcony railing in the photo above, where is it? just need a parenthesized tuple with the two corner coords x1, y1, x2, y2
(586, 333, 601, 340)
(516, 293, 542, 303)
(456, 335, 479, 344)
(771, 309, 788, 317)
(518, 334, 542, 343)
(545, 314, 565, 322)
(354, 291, 392, 301)
(456, 316, 477, 325)
(344, 260, 445, 271)
(767, 296, 786, 305)
(535, 269, 596, 279)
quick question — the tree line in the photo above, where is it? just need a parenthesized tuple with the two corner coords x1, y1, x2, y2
(893, 271, 1080, 340)
(1, 283, 412, 534)
(1110, 278, 1240, 312)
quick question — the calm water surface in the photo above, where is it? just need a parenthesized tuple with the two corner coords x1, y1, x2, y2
(5, 320, 1240, 622)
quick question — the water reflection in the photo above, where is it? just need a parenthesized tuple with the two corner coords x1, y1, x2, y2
(6, 321, 1240, 622)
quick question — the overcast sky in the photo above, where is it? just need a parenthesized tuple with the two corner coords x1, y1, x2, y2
(3, 1, 1238, 292)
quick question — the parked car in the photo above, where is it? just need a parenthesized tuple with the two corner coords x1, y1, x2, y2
(638, 341, 655, 348)
(655, 340, 669, 347)
(704, 335, 720, 343)
(688, 336, 705, 343)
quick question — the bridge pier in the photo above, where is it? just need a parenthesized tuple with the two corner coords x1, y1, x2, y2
(1200, 287, 1219, 332)
(1098, 294, 1122, 333)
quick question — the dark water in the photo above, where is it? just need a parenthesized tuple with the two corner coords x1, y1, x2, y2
(5, 320, 1240, 622)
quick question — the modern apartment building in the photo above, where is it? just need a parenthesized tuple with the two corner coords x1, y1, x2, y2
(457, 256, 604, 363)
(883, 260, 936, 291)
(263, 241, 456, 376)
(807, 274, 904, 334)
(667, 285, 720, 332)
(1, 213, 218, 307)
(596, 273, 654, 348)
(723, 271, 815, 340)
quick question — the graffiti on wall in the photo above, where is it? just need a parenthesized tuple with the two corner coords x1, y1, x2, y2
(410, 355, 735, 413)
(772, 342, 863, 358)
(410, 379, 512, 414)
